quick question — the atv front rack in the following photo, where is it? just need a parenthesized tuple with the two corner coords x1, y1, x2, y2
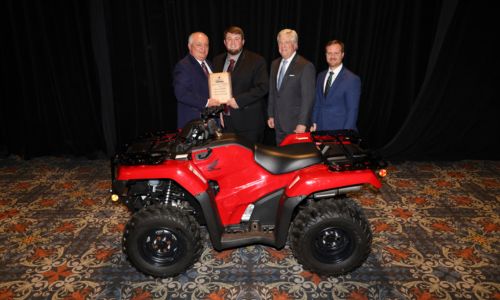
(312, 130, 386, 172)
(115, 131, 178, 165)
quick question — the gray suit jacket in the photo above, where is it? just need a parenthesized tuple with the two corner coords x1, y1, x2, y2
(268, 54, 316, 138)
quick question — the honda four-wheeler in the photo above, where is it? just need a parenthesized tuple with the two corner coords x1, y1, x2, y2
(110, 107, 387, 277)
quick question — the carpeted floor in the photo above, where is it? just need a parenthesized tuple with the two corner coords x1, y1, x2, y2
(0, 157, 498, 299)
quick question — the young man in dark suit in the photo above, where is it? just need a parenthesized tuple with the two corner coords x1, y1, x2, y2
(267, 29, 316, 145)
(212, 26, 269, 143)
(173, 32, 219, 128)
(311, 40, 361, 132)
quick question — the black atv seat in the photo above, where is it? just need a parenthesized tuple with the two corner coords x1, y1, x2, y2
(254, 143, 322, 174)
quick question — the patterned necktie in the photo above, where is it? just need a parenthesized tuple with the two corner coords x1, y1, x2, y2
(227, 59, 235, 72)
(277, 59, 288, 90)
(324, 71, 334, 96)
(201, 61, 209, 77)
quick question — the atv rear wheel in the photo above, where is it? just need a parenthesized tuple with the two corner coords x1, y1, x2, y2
(123, 204, 202, 277)
(290, 198, 372, 275)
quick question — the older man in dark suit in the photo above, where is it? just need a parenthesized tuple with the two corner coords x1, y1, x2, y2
(267, 29, 316, 145)
(173, 32, 218, 128)
(212, 26, 269, 143)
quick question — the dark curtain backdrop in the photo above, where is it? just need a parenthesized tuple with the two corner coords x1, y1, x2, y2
(2, 0, 498, 160)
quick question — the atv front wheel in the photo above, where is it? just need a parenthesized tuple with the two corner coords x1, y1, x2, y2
(290, 198, 372, 275)
(123, 204, 202, 277)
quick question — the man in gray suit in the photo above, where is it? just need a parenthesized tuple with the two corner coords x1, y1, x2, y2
(267, 29, 316, 145)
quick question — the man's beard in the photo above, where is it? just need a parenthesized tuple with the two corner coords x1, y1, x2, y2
(228, 49, 242, 55)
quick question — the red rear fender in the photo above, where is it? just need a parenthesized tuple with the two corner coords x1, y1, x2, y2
(285, 165, 382, 197)
(280, 132, 313, 146)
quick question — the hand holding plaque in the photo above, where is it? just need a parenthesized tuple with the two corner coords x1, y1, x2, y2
(209, 72, 232, 104)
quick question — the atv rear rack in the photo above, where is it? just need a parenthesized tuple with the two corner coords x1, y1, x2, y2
(312, 130, 386, 172)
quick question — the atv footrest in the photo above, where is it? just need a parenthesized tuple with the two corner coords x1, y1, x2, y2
(220, 231, 275, 249)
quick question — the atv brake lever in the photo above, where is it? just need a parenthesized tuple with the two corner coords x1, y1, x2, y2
(196, 148, 212, 160)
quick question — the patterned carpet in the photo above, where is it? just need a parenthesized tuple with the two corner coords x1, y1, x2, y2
(0, 157, 499, 300)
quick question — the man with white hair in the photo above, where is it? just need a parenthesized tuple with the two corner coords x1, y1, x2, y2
(267, 29, 316, 145)
(173, 32, 219, 128)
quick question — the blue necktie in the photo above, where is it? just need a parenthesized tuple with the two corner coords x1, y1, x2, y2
(277, 60, 288, 90)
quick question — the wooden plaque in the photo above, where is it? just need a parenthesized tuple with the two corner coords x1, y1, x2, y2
(209, 72, 232, 104)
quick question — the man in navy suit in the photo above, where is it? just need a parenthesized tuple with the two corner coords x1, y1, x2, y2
(173, 32, 218, 128)
(311, 40, 361, 132)
(213, 26, 269, 143)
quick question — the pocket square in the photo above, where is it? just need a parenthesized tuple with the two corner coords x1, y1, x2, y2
(289, 74, 295, 77)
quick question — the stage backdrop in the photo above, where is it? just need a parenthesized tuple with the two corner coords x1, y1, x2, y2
(1, 0, 498, 160)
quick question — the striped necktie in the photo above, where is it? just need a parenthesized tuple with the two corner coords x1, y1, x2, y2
(201, 61, 209, 77)
(324, 71, 334, 96)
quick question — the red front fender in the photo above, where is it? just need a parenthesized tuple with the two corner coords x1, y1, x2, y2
(116, 161, 208, 195)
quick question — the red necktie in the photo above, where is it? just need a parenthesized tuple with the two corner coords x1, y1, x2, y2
(201, 61, 209, 77)
(227, 59, 235, 72)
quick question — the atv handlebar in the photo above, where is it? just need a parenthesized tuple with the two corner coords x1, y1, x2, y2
(201, 106, 224, 120)
(175, 107, 224, 152)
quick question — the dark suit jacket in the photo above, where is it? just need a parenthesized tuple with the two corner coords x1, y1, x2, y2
(173, 54, 212, 128)
(268, 54, 316, 136)
(213, 49, 268, 132)
(312, 67, 361, 131)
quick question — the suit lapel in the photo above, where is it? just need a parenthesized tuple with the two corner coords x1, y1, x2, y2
(324, 68, 345, 99)
(272, 59, 280, 91)
(189, 55, 206, 78)
(279, 55, 298, 91)
(319, 71, 328, 100)
(232, 50, 244, 73)
(214, 55, 225, 72)
(329, 68, 344, 96)
(206, 59, 215, 73)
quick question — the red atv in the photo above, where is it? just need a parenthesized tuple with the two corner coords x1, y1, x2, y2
(110, 107, 387, 277)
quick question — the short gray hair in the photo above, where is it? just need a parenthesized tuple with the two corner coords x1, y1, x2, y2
(188, 32, 208, 45)
(277, 29, 298, 44)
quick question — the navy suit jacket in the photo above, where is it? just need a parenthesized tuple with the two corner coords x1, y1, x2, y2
(173, 54, 213, 128)
(312, 67, 361, 131)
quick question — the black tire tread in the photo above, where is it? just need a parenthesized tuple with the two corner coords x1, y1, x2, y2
(123, 204, 202, 277)
(290, 198, 372, 276)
